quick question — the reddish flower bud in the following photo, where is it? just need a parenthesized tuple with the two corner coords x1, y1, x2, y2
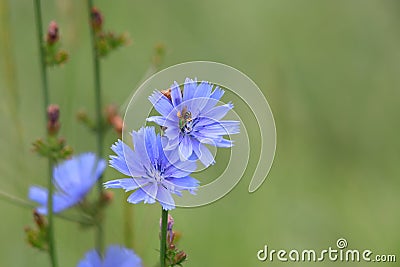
(33, 210, 47, 229)
(47, 21, 59, 45)
(105, 105, 123, 136)
(174, 251, 187, 264)
(91, 7, 103, 32)
(100, 191, 114, 205)
(47, 104, 60, 135)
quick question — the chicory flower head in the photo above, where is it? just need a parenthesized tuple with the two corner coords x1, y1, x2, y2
(104, 126, 199, 210)
(77, 245, 142, 267)
(147, 78, 240, 166)
(29, 153, 106, 215)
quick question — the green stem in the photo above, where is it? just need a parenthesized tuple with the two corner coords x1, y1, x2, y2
(123, 201, 134, 248)
(160, 208, 168, 267)
(33, 0, 49, 113)
(0, 189, 35, 209)
(87, 0, 104, 254)
(33, 1, 57, 267)
(0, 190, 94, 224)
(47, 159, 57, 266)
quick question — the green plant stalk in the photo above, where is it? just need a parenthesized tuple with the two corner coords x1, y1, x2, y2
(0, 190, 94, 224)
(160, 209, 168, 267)
(123, 200, 134, 248)
(33, 1, 58, 267)
(87, 0, 105, 254)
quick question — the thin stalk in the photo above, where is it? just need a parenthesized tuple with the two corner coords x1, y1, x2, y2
(160, 209, 168, 267)
(33, 1, 57, 267)
(123, 201, 134, 248)
(87, 0, 104, 254)
(46, 159, 57, 267)
(0, 190, 36, 209)
(0, 190, 94, 224)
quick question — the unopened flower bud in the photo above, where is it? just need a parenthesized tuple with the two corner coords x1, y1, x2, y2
(111, 116, 123, 135)
(174, 251, 187, 264)
(91, 7, 103, 32)
(47, 104, 60, 135)
(100, 191, 114, 205)
(47, 21, 59, 45)
(105, 105, 123, 136)
(160, 214, 174, 231)
(105, 105, 118, 123)
(33, 210, 46, 229)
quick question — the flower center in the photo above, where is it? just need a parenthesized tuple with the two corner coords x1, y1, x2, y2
(146, 166, 164, 183)
(177, 106, 193, 134)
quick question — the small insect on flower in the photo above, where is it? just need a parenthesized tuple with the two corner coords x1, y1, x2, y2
(77, 245, 142, 267)
(29, 153, 106, 214)
(147, 78, 240, 166)
(104, 126, 199, 210)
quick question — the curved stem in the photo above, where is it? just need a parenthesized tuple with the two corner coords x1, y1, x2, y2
(160, 208, 168, 267)
(33, 1, 57, 267)
(87, 0, 104, 254)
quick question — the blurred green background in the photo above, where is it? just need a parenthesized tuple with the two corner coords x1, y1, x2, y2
(1, 0, 399, 266)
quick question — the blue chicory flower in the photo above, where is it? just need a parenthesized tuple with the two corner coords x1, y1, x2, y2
(77, 245, 142, 267)
(29, 153, 106, 215)
(104, 126, 199, 210)
(147, 78, 240, 166)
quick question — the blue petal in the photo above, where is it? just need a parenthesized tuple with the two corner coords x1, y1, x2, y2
(182, 78, 197, 101)
(131, 128, 152, 169)
(166, 176, 200, 193)
(126, 188, 148, 204)
(170, 81, 182, 107)
(149, 90, 174, 117)
(193, 81, 212, 99)
(210, 86, 224, 101)
(146, 116, 173, 127)
(109, 140, 145, 177)
(141, 183, 157, 204)
(178, 135, 193, 161)
(164, 159, 197, 178)
(104, 178, 149, 192)
(190, 81, 213, 113)
(203, 102, 234, 120)
(201, 89, 225, 112)
(144, 127, 159, 165)
(163, 126, 180, 144)
(53, 153, 105, 196)
(29, 186, 75, 215)
(77, 249, 102, 267)
(197, 121, 240, 136)
(156, 186, 175, 210)
(213, 138, 234, 148)
(29, 186, 47, 206)
(103, 245, 142, 267)
(192, 139, 215, 166)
